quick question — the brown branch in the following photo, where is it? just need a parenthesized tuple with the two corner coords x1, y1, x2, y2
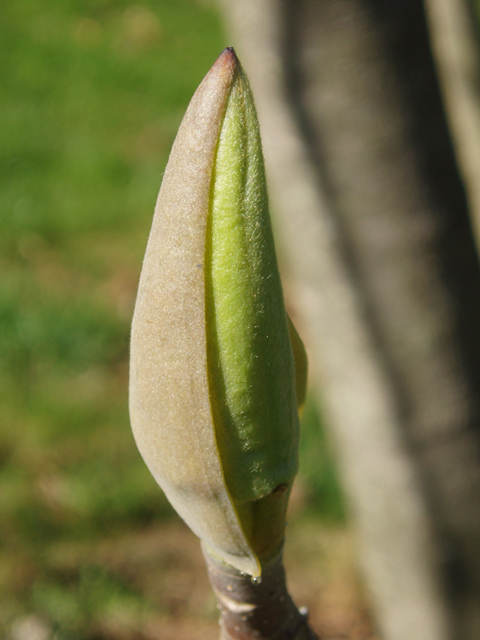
(203, 546, 319, 640)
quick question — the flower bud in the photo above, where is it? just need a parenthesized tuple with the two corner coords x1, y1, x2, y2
(129, 48, 307, 577)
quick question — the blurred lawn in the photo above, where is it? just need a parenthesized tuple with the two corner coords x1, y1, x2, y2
(0, 1, 344, 638)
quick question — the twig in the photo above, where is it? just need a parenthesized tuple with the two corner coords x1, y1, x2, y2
(203, 546, 319, 640)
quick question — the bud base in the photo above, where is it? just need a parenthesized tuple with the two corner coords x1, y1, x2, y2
(203, 545, 319, 640)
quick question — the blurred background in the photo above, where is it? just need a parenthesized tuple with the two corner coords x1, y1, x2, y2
(0, 2, 359, 639)
(4, 1, 480, 639)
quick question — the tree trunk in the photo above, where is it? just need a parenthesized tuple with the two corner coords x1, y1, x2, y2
(424, 0, 480, 250)
(220, 1, 480, 639)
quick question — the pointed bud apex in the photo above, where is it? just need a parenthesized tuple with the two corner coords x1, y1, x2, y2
(129, 48, 307, 576)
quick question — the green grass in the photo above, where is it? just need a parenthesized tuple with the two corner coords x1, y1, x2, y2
(299, 398, 345, 522)
(0, 2, 344, 637)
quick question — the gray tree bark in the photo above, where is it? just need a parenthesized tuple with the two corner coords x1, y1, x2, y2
(424, 0, 480, 250)
(219, 1, 480, 639)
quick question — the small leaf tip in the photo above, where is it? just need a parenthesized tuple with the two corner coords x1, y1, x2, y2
(208, 47, 238, 83)
(218, 46, 238, 67)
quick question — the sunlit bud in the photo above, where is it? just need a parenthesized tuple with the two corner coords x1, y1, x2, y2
(129, 48, 307, 577)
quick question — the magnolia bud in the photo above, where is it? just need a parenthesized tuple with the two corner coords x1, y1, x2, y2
(129, 48, 307, 577)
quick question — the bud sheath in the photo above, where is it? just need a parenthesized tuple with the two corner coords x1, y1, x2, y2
(129, 48, 306, 577)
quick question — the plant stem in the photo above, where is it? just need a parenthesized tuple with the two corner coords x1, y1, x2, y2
(203, 545, 319, 640)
